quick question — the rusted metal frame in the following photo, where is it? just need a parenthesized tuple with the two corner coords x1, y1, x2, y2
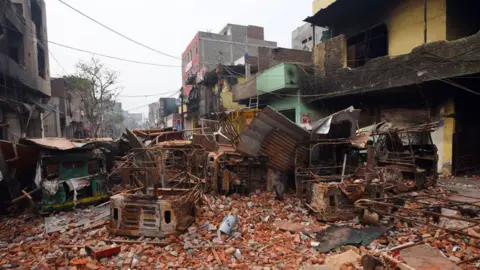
(121, 167, 161, 195)
(356, 199, 480, 225)
(373, 122, 441, 136)
(299, 165, 346, 170)
(357, 205, 480, 240)
(402, 131, 417, 165)
(413, 193, 480, 209)
(376, 195, 478, 213)
(177, 183, 202, 203)
(368, 193, 480, 210)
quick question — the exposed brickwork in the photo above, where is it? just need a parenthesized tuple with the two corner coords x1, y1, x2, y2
(324, 34, 346, 72)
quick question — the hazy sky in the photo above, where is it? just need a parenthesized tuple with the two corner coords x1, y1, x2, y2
(46, 0, 312, 116)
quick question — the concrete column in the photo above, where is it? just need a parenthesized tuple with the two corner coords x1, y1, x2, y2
(40, 112, 45, 138)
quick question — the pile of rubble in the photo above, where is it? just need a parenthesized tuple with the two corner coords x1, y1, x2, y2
(2, 107, 480, 269)
(1, 186, 480, 269)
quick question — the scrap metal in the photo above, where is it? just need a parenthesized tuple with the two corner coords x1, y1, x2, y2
(356, 193, 480, 239)
(237, 106, 310, 173)
(109, 131, 201, 238)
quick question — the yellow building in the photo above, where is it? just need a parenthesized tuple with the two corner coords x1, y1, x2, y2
(312, 0, 336, 15)
(307, 0, 480, 175)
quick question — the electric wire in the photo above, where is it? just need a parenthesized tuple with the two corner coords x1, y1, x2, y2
(49, 41, 182, 67)
(124, 90, 179, 112)
(1, 23, 218, 68)
(57, 0, 181, 60)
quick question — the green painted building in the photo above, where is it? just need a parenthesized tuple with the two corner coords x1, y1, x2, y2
(254, 63, 314, 125)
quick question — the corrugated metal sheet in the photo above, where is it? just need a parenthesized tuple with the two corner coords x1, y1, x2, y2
(237, 106, 310, 172)
(311, 106, 361, 137)
(20, 137, 79, 150)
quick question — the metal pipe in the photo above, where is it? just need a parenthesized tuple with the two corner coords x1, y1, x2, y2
(340, 153, 347, 182)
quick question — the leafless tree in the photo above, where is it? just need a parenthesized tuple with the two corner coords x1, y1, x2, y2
(66, 58, 122, 137)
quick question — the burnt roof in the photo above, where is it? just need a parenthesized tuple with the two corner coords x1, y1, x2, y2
(304, 0, 399, 28)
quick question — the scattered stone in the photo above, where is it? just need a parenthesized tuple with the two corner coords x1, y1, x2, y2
(448, 255, 461, 263)
(294, 234, 301, 243)
(225, 247, 236, 255)
(183, 241, 194, 250)
(79, 248, 88, 257)
(123, 258, 132, 266)
(234, 249, 242, 259)
(84, 263, 99, 270)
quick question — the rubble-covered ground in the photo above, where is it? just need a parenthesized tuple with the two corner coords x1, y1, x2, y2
(1, 189, 480, 269)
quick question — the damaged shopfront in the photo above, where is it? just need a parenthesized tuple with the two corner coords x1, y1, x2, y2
(289, 107, 440, 222)
(19, 138, 109, 213)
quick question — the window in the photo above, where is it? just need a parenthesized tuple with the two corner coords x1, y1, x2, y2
(196, 45, 198, 55)
(7, 26, 24, 64)
(164, 210, 171, 224)
(308, 36, 312, 41)
(37, 44, 46, 78)
(301, 39, 308, 44)
(347, 24, 388, 68)
(30, 0, 42, 39)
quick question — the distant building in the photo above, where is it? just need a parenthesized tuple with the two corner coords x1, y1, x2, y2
(44, 78, 88, 138)
(292, 23, 326, 51)
(165, 113, 181, 130)
(181, 24, 277, 96)
(123, 111, 142, 130)
(148, 102, 159, 128)
(158, 98, 177, 128)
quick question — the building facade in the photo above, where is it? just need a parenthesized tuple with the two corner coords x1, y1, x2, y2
(0, 0, 51, 141)
(304, 0, 480, 175)
(231, 47, 314, 126)
(44, 78, 88, 138)
(148, 102, 159, 128)
(123, 112, 142, 130)
(181, 24, 277, 97)
(292, 23, 326, 51)
(158, 98, 177, 128)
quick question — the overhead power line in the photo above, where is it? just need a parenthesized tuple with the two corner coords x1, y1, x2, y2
(57, 0, 181, 60)
(118, 90, 179, 98)
(0, 23, 184, 69)
(124, 90, 179, 111)
(49, 41, 182, 67)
